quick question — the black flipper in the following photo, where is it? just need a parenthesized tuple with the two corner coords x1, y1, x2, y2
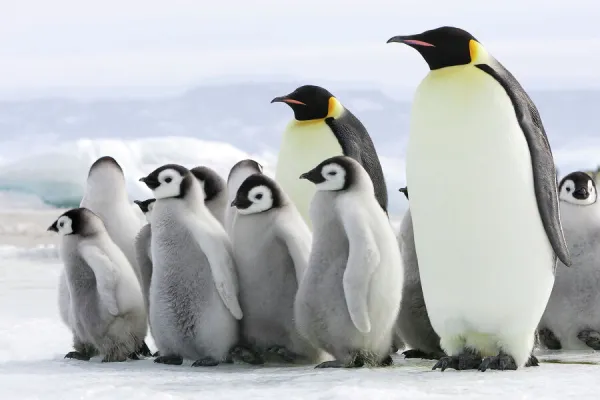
(325, 110, 388, 214)
(475, 61, 570, 269)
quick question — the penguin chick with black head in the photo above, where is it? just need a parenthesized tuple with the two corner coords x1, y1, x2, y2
(133, 198, 156, 315)
(229, 173, 323, 365)
(49, 208, 148, 362)
(139, 164, 242, 367)
(539, 172, 600, 350)
(190, 166, 227, 227)
(294, 156, 403, 368)
(224, 159, 264, 236)
(272, 85, 388, 229)
(388, 27, 570, 371)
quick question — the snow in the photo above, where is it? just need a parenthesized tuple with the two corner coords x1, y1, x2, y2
(0, 137, 272, 209)
(0, 213, 599, 399)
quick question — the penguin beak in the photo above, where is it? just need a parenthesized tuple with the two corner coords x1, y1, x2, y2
(139, 176, 160, 190)
(271, 96, 306, 106)
(573, 187, 589, 200)
(231, 197, 252, 209)
(387, 35, 435, 48)
(47, 221, 58, 233)
(299, 169, 325, 184)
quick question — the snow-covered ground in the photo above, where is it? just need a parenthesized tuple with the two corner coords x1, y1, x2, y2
(0, 211, 599, 399)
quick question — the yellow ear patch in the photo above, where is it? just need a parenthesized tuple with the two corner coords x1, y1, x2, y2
(469, 39, 488, 64)
(327, 97, 344, 119)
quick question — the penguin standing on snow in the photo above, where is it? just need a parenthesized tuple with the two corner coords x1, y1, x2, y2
(388, 26, 570, 371)
(272, 85, 387, 228)
(539, 172, 600, 350)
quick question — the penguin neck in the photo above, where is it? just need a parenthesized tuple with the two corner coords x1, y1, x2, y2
(291, 97, 345, 127)
(82, 172, 129, 205)
(560, 201, 600, 239)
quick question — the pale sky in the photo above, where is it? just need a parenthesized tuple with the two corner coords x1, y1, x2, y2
(2, 0, 599, 96)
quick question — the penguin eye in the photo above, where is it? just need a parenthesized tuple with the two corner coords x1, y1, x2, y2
(566, 187, 571, 192)
(328, 171, 337, 176)
(164, 177, 172, 183)
(255, 193, 263, 200)
(59, 221, 64, 228)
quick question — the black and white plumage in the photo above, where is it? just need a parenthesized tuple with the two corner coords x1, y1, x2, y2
(294, 156, 403, 368)
(224, 159, 263, 235)
(139, 164, 242, 366)
(133, 198, 156, 314)
(229, 173, 323, 364)
(49, 208, 147, 362)
(190, 166, 227, 226)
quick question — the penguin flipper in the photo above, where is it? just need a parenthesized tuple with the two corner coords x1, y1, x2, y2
(183, 216, 243, 320)
(134, 225, 153, 308)
(475, 61, 571, 268)
(340, 205, 380, 334)
(78, 244, 120, 316)
(274, 210, 311, 285)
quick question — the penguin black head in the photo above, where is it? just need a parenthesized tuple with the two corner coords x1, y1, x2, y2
(559, 171, 597, 206)
(139, 164, 193, 200)
(231, 173, 283, 215)
(399, 187, 409, 200)
(300, 156, 357, 192)
(190, 166, 226, 202)
(134, 198, 156, 215)
(47, 207, 104, 236)
(387, 26, 481, 70)
(271, 85, 336, 121)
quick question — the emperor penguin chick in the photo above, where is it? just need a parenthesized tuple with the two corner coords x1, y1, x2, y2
(294, 156, 403, 368)
(80, 156, 145, 283)
(230, 173, 323, 364)
(48, 208, 148, 362)
(190, 166, 227, 226)
(139, 164, 243, 367)
(133, 198, 156, 314)
(224, 159, 264, 235)
(539, 172, 600, 350)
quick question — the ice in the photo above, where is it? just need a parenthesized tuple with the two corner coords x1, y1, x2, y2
(0, 223, 599, 399)
(0, 137, 272, 209)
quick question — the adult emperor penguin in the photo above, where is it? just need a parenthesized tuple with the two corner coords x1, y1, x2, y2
(190, 166, 227, 226)
(139, 164, 242, 366)
(271, 85, 388, 228)
(224, 159, 263, 235)
(80, 156, 145, 284)
(294, 156, 403, 368)
(229, 173, 323, 364)
(387, 26, 570, 371)
(49, 208, 148, 362)
(133, 199, 156, 313)
(539, 172, 600, 350)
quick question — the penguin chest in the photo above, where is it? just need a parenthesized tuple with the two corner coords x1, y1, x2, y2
(406, 67, 554, 334)
(275, 121, 343, 226)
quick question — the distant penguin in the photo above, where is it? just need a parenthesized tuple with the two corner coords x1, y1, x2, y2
(80, 156, 145, 284)
(294, 156, 403, 368)
(190, 166, 227, 226)
(272, 85, 388, 228)
(139, 164, 242, 366)
(539, 172, 600, 350)
(224, 159, 263, 235)
(133, 198, 156, 314)
(49, 208, 147, 362)
(229, 173, 323, 364)
(388, 26, 570, 371)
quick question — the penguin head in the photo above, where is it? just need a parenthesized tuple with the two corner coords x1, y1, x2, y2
(387, 26, 483, 70)
(139, 164, 194, 200)
(190, 166, 226, 202)
(271, 85, 336, 121)
(231, 173, 283, 215)
(47, 207, 104, 236)
(85, 156, 126, 195)
(134, 198, 156, 215)
(228, 159, 263, 183)
(559, 172, 597, 206)
(300, 156, 356, 192)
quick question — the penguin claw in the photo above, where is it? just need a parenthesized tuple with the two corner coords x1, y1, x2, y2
(64, 351, 90, 361)
(191, 357, 219, 367)
(266, 345, 298, 363)
(577, 329, 600, 350)
(432, 356, 459, 371)
(403, 349, 442, 360)
(137, 341, 154, 357)
(101, 354, 127, 363)
(315, 360, 360, 369)
(526, 354, 539, 367)
(230, 345, 265, 365)
(154, 355, 184, 365)
(379, 355, 394, 367)
(433, 350, 481, 371)
(538, 327, 562, 350)
(478, 353, 517, 372)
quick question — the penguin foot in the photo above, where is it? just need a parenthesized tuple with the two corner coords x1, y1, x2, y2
(577, 329, 600, 350)
(433, 350, 481, 371)
(266, 345, 299, 363)
(379, 355, 394, 367)
(316, 353, 365, 369)
(231, 345, 265, 365)
(154, 354, 183, 365)
(128, 352, 141, 360)
(402, 349, 442, 360)
(137, 341, 154, 357)
(538, 327, 562, 350)
(191, 357, 220, 367)
(101, 354, 127, 363)
(222, 353, 234, 364)
(390, 344, 399, 354)
(526, 354, 539, 367)
(64, 351, 90, 361)
(73, 340, 98, 358)
(153, 351, 161, 357)
(478, 352, 517, 372)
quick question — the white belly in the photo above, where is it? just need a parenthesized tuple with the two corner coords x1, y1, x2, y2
(407, 66, 555, 353)
(275, 121, 343, 229)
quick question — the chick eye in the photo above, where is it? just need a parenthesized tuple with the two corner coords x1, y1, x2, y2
(566, 187, 571, 192)
(165, 177, 172, 183)
(255, 193, 263, 200)
(328, 171, 337, 176)
(59, 221, 64, 227)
